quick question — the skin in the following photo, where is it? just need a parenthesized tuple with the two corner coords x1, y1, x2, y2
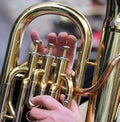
(30, 29, 77, 75)
(29, 29, 84, 122)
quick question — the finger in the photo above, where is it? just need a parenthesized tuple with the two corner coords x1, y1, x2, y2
(29, 107, 51, 121)
(48, 32, 57, 45)
(30, 29, 45, 55)
(47, 32, 57, 55)
(56, 32, 68, 56)
(70, 100, 81, 114)
(66, 35, 77, 75)
(30, 29, 40, 41)
(70, 100, 84, 121)
(31, 95, 64, 110)
(66, 35, 77, 57)
(59, 94, 65, 104)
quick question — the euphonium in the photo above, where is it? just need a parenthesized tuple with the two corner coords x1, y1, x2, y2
(0, 1, 119, 122)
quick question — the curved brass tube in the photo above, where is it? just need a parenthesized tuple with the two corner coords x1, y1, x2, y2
(74, 55, 120, 96)
(0, 66, 28, 120)
(0, 2, 92, 121)
(0, 1, 119, 122)
(0, 2, 92, 90)
(59, 74, 74, 108)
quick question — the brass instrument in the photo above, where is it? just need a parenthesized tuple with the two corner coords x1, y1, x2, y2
(0, 1, 119, 122)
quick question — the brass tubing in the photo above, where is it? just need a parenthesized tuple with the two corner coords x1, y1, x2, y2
(13, 78, 30, 122)
(84, 0, 120, 121)
(74, 55, 120, 96)
(0, 2, 92, 97)
(60, 74, 74, 108)
(0, 66, 28, 121)
(94, 0, 120, 121)
(39, 43, 55, 95)
(49, 46, 70, 98)
(2, 1, 120, 122)
(27, 69, 44, 108)
(0, 5, 93, 121)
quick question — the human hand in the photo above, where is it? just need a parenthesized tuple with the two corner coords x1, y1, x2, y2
(28, 30, 84, 122)
(30, 29, 77, 75)
(29, 95, 84, 122)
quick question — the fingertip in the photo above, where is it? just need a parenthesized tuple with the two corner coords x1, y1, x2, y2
(60, 94, 65, 104)
(66, 35, 77, 57)
(57, 32, 68, 45)
(67, 35, 77, 46)
(29, 107, 42, 121)
(48, 32, 57, 45)
(70, 99, 79, 112)
(30, 29, 40, 41)
(66, 68, 74, 76)
(30, 96, 40, 106)
(30, 29, 36, 34)
(58, 32, 68, 37)
(30, 95, 63, 110)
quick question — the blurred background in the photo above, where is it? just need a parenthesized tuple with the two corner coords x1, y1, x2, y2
(0, 0, 106, 71)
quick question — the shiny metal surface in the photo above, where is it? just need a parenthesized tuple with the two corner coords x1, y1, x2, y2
(0, 2, 92, 122)
(0, 1, 119, 122)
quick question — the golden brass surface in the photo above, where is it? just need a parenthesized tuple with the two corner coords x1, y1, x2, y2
(0, 1, 119, 122)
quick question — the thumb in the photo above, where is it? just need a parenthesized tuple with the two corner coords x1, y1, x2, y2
(70, 99, 80, 113)
(70, 100, 84, 121)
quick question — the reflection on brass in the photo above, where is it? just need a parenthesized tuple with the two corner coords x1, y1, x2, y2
(0, 1, 119, 122)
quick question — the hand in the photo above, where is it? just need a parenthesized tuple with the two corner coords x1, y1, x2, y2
(29, 30, 84, 122)
(29, 95, 84, 122)
(30, 29, 77, 75)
